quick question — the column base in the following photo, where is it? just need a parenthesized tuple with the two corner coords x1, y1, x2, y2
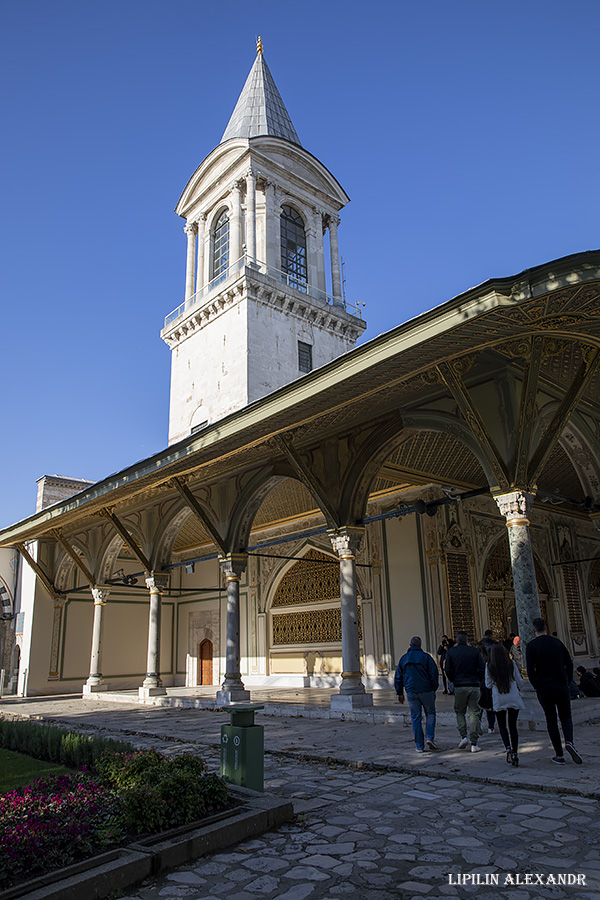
(139, 685, 167, 699)
(216, 688, 251, 706)
(82, 682, 108, 695)
(330, 692, 374, 711)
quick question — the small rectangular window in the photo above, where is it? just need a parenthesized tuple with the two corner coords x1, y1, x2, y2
(298, 341, 313, 374)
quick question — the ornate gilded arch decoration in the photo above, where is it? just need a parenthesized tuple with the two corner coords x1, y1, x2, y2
(152, 505, 196, 571)
(269, 547, 363, 646)
(54, 538, 93, 593)
(226, 468, 290, 553)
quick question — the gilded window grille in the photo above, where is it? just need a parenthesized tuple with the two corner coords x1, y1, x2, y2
(446, 552, 475, 643)
(272, 607, 363, 645)
(487, 596, 506, 640)
(272, 549, 340, 607)
(561, 564, 585, 632)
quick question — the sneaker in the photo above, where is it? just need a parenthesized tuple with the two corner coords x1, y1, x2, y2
(470, 744, 482, 753)
(426, 739, 439, 751)
(458, 737, 469, 749)
(488, 727, 495, 734)
(551, 756, 566, 765)
(565, 742, 582, 765)
(415, 747, 424, 753)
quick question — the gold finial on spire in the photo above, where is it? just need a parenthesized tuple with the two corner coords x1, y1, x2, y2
(257, 35, 264, 55)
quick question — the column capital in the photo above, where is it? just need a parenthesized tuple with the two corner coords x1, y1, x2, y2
(494, 490, 536, 526)
(328, 526, 366, 559)
(327, 213, 341, 229)
(219, 553, 248, 581)
(229, 180, 243, 195)
(145, 573, 169, 593)
(91, 587, 110, 605)
(184, 221, 198, 236)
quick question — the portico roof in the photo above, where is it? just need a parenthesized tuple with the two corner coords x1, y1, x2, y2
(1, 249, 599, 549)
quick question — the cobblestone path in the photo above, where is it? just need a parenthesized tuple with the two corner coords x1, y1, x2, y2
(121, 755, 600, 900)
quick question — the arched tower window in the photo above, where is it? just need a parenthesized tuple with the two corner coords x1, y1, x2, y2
(212, 210, 229, 280)
(280, 205, 307, 290)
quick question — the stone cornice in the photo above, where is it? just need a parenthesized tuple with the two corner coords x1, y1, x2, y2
(161, 268, 366, 349)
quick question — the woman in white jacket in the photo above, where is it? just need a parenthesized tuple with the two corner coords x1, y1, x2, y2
(485, 642, 525, 767)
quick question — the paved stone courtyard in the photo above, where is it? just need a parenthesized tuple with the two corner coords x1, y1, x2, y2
(2, 694, 599, 899)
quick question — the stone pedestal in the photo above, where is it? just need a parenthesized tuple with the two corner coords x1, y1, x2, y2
(216, 687, 251, 706)
(330, 691, 374, 711)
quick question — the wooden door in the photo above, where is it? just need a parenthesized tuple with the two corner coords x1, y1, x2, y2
(197, 639, 213, 685)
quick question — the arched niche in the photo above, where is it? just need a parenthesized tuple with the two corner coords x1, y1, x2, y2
(266, 546, 364, 680)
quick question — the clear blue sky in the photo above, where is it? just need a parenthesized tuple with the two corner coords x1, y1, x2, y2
(2, 0, 598, 527)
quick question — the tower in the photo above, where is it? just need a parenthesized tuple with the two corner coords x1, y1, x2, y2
(162, 39, 366, 444)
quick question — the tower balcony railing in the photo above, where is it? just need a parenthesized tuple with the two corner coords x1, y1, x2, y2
(164, 255, 363, 328)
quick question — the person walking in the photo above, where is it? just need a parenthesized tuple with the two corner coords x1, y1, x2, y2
(437, 635, 450, 694)
(485, 642, 524, 767)
(445, 631, 485, 753)
(477, 634, 496, 734)
(525, 617, 582, 765)
(395, 636, 440, 753)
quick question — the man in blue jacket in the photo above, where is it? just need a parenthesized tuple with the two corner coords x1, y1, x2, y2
(395, 636, 440, 752)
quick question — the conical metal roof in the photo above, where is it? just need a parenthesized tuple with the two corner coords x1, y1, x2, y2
(220, 49, 301, 146)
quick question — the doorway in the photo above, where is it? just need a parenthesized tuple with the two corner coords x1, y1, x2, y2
(197, 639, 213, 685)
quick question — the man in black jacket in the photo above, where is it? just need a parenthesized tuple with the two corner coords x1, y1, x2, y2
(445, 631, 485, 753)
(526, 617, 582, 765)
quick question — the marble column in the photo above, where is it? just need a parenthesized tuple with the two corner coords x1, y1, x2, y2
(196, 214, 206, 293)
(245, 172, 256, 261)
(140, 573, 169, 698)
(184, 222, 198, 301)
(83, 588, 109, 695)
(230, 183, 242, 265)
(328, 214, 343, 304)
(494, 491, 541, 651)
(313, 208, 326, 294)
(216, 554, 250, 705)
(264, 181, 278, 270)
(329, 527, 373, 710)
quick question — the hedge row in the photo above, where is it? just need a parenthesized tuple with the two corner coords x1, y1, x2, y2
(0, 716, 134, 767)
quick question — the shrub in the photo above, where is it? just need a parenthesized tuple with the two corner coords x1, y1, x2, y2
(0, 734, 231, 890)
(0, 717, 134, 768)
(96, 749, 228, 833)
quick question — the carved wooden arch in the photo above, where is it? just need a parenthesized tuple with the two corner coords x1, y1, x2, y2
(263, 541, 340, 614)
(152, 504, 195, 571)
(560, 417, 600, 503)
(263, 539, 369, 614)
(226, 461, 333, 553)
(54, 539, 94, 593)
(97, 516, 148, 584)
(341, 413, 495, 524)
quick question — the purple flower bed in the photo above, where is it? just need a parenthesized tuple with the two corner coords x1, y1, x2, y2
(0, 772, 125, 888)
(0, 750, 230, 891)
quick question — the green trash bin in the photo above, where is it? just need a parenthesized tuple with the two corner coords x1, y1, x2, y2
(220, 703, 265, 792)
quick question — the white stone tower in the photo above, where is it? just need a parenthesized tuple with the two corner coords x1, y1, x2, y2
(162, 38, 366, 444)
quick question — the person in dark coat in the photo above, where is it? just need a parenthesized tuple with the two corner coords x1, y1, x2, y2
(445, 631, 485, 752)
(526, 617, 582, 765)
(395, 636, 440, 752)
(576, 666, 600, 698)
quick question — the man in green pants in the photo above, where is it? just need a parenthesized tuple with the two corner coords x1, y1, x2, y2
(445, 631, 485, 753)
